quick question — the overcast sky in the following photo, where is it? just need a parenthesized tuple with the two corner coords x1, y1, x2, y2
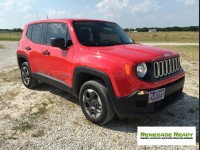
(0, 0, 199, 29)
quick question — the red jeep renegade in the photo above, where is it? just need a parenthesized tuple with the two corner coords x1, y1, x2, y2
(17, 19, 185, 124)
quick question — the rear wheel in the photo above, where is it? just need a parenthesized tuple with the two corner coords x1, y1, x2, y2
(79, 80, 115, 125)
(21, 62, 38, 89)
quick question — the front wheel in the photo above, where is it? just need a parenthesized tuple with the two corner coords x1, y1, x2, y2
(79, 80, 115, 125)
(21, 62, 38, 89)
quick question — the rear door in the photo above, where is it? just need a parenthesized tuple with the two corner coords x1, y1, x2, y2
(25, 23, 46, 73)
(42, 22, 74, 86)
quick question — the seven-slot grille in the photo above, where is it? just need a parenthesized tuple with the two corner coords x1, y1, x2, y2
(154, 57, 180, 79)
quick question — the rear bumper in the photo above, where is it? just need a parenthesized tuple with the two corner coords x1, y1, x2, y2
(112, 77, 185, 117)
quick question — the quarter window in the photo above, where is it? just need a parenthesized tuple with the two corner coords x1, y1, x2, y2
(26, 25, 32, 40)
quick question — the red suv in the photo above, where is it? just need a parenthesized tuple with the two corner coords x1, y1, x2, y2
(17, 19, 185, 124)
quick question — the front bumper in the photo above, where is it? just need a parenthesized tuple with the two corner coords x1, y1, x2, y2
(112, 77, 185, 117)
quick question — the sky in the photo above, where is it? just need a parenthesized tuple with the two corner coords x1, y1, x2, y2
(0, 0, 199, 29)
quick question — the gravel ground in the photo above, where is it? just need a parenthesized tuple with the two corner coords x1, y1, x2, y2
(0, 41, 18, 71)
(0, 41, 199, 149)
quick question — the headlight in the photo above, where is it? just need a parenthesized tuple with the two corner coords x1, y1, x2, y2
(136, 63, 147, 78)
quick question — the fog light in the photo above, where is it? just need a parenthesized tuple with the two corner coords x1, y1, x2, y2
(137, 91, 149, 95)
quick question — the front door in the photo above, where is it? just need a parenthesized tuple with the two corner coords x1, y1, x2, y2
(42, 23, 74, 86)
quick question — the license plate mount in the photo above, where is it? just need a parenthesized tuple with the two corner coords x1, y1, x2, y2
(148, 88, 165, 103)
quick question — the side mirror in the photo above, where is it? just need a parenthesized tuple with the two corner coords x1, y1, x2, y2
(66, 40, 73, 47)
(51, 38, 65, 49)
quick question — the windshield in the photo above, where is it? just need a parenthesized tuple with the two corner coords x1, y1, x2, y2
(73, 21, 134, 46)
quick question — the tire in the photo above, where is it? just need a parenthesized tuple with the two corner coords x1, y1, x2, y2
(79, 80, 115, 125)
(21, 62, 38, 89)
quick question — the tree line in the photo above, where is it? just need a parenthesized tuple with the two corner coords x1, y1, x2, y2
(0, 28, 23, 32)
(124, 26, 199, 32)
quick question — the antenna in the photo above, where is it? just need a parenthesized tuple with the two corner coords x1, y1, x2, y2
(47, 15, 48, 19)
(37, 11, 39, 20)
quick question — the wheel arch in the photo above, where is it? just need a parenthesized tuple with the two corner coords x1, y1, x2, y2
(72, 66, 116, 99)
(17, 54, 29, 70)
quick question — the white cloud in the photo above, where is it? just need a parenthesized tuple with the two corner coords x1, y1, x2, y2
(18, 1, 32, 13)
(47, 9, 67, 19)
(0, 0, 32, 13)
(96, 0, 129, 10)
(92, 0, 129, 24)
(176, 0, 199, 5)
(0, 0, 33, 28)
(0, 0, 12, 10)
(132, 0, 160, 13)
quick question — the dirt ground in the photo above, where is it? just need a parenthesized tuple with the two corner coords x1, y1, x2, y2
(0, 41, 199, 149)
(0, 41, 18, 71)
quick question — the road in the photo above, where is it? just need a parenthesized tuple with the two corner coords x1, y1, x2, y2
(0, 41, 199, 71)
(0, 41, 18, 71)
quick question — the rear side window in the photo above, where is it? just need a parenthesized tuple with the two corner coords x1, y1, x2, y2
(47, 23, 67, 45)
(26, 25, 32, 40)
(32, 23, 45, 44)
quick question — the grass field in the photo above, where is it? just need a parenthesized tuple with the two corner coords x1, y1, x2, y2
(0, 44, 5, 49)
(157, 45, 199, 61)
(0, 32, 22, 41)
(128, 32, 199, 43)
(0, 31, 199, 43)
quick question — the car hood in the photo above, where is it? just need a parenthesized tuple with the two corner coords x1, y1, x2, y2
(89, 44, 178, 63)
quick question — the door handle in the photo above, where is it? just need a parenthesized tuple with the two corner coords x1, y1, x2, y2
(25, 46, 31, 50)
(42, 50, 50, 55)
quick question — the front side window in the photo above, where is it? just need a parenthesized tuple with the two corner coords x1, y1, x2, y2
(31, 23, 45, 44)
(73, 21, 134, 46)
(47, 23, 67, 46)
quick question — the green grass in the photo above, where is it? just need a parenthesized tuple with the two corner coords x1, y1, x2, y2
(31, 129, 45, 138)
(0, 44, 5, 49)
(11, 122, 33, 132)
(0, 31, 199, 43)
(0, 32, 22, 41)
(7, 136, 18, 140)
(128, 32, 199, 43)
(31, 106, 47, 116)
(158, 45, 199, 62)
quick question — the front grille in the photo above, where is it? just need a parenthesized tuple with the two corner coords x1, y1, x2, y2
(154, 57, 180, 79)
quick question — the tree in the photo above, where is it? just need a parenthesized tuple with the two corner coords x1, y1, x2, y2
(12, 28, 23, 32)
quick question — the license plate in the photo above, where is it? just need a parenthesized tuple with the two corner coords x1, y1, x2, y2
(148, 88, 165, 103)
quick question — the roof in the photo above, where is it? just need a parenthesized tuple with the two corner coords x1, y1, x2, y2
(28, 18, 114, 25)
